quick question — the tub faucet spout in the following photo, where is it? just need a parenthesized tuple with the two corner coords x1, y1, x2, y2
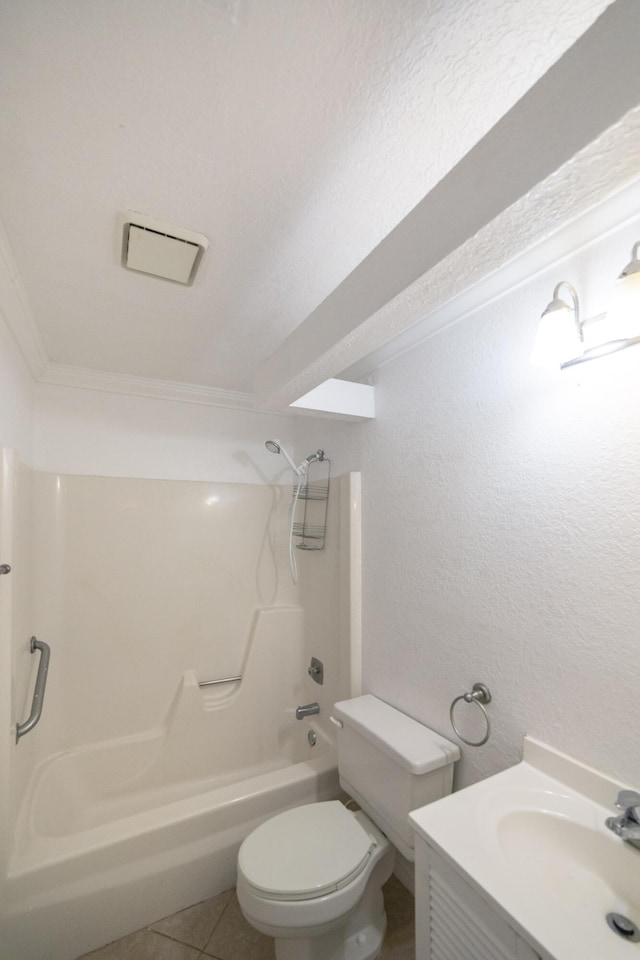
(296, 702, 320, 720)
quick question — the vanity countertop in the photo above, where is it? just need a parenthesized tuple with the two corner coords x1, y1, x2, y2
(410, 737, 640, 960)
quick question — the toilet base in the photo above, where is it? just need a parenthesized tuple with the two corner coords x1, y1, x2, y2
(274, 881, 387, 960)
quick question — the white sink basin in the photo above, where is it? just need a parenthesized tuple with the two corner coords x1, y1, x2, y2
(410, 738, 640, 960)
(493, 791, 640, 917)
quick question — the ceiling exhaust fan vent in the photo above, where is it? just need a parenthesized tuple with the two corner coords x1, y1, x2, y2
(121, 212, 208, 285)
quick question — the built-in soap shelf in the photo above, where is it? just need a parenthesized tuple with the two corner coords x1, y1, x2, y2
(292, 459, 330, 551)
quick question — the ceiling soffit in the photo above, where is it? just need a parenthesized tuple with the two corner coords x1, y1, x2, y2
(0, 0, 614, 403)
(254, 0, 640, 412)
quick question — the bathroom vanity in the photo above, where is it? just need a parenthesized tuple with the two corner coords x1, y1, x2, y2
(410, 737, 640, 960)
(413, 838, 541, 959)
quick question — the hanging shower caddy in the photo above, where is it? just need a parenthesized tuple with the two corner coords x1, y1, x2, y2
(292, 454, 330, 550)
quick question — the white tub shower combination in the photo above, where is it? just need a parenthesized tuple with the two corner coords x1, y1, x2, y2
(0, 451, 361, 960)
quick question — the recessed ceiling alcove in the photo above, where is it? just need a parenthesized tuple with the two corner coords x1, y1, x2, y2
(0, 0, 638, 416)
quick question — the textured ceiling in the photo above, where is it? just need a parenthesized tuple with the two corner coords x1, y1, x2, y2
(0, 0, 611, 395)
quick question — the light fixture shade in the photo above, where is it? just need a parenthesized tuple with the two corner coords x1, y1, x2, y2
(603, 245, 640, 341)
(530, 306, 580, 367)
(530, 282, 582, 368)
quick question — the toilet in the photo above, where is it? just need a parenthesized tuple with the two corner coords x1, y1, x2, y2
(236, 694, 460, 960)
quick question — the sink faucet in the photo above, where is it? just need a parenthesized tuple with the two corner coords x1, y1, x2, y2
(296, 702, 320, 720)
(606, 791, 640, 849)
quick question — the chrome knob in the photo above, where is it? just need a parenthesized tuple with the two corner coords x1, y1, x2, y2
(616, 790, 640, 810)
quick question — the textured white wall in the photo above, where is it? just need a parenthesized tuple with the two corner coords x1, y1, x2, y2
(304, 215, 640, 790)
(0, 315, 33, 463)
(33, 383, 294, 484)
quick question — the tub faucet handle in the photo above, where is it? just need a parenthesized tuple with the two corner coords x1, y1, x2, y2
(308, 657, 323, 685)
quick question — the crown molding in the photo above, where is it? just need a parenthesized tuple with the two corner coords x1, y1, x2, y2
(0, 223, 260, 413)
(256, 1, 640, 411)
(3, 99, 638, 418)
(38, 362, 258, 412)
(343, 148, 640, 381)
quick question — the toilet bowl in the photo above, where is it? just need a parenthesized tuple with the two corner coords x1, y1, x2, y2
(237, 802, 394, 960)
(236, 695, 459, 960)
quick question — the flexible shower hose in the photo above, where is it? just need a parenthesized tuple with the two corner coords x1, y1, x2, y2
(288, 473, 303, 584)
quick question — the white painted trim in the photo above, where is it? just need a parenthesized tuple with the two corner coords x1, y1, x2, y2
(38, 362, 259, 412)
(1, 135, 637, 419)
(0, 217, 277, 416)
(343, 173, 640, 380)
(25, 160, 640, 416)
(255, 13, 640, 413)
(339, 472, 362, 699)
(6, 159, 640, 418)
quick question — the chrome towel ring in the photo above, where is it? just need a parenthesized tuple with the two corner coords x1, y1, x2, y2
(450, 682, 492, 747)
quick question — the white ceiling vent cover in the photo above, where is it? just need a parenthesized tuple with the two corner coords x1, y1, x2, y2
(122, 212, 208, 285)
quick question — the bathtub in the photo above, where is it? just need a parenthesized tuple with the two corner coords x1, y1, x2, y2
(0, 463, 361, 960)
(2, 719, 338, 960)
(3, 609, 340, 959)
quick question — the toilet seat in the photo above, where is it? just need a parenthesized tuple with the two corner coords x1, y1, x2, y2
(238, 801, 376, 902)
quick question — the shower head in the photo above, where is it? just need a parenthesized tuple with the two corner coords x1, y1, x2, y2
(265, 438, 303, 475)
(265, 440, 325, 476)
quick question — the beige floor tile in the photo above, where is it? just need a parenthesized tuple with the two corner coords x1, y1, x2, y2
(380, 875, 415, 960)
(78, 928, 200, 960)
(203, 892, 275, 960)
(78, 874, 414, 960)
(149, 889, 233, 949)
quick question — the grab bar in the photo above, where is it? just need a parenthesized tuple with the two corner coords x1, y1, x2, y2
(16, 637, 50, 743)
(198, 676, 242, 687)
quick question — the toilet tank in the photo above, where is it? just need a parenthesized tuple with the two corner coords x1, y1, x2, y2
(332, 695, 460, 861)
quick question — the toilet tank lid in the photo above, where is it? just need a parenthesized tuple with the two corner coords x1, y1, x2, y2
(333, 695, 460, 774)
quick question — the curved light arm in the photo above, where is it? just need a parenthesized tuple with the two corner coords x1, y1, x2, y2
(549, 281, 583, 341)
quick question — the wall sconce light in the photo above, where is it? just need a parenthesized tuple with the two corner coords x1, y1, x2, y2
(530, 281, 582, 368)
(605, 241, 640, 344)
(531, 241, 640, 369)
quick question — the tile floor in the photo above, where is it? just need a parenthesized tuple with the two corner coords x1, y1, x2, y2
(78, 875, 414, 960)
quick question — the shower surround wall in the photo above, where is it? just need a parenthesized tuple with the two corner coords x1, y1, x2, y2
(27, 472, 299, 748)
(0, 447, 357, 958)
